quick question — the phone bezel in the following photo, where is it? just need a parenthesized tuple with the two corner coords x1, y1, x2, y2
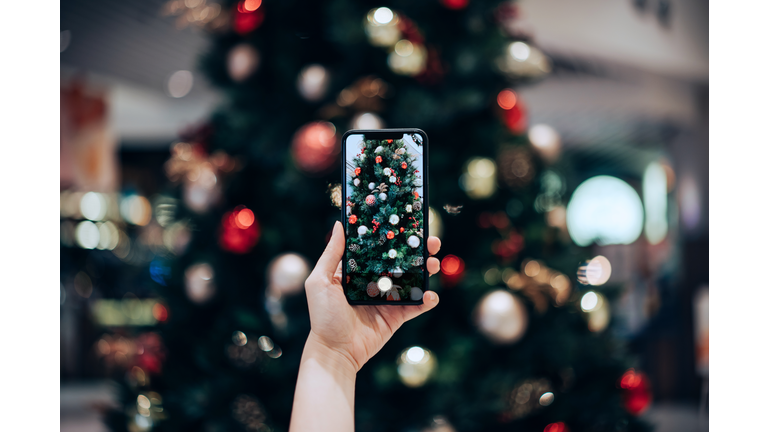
(340, 128, 430, 306)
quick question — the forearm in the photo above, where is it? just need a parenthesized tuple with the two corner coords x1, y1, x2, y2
(290, 333, 357, 432)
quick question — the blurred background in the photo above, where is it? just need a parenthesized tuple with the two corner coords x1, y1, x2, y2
(60, 1, 708, 431)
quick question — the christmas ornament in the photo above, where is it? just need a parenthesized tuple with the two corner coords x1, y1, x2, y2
(407, 235, 420, 248)
(227, 43, 260, 83)
(376, 156, 383, 163)
(375, 146, 384, 153)
(386, 231, 395, 240)
(397, 346, 436, 387)
(400, 227, 405, 233)
(354, 167, 361, 176)
(387, 289, 401, 301)
(410, 287, 423, 300)
(297, 64, 330, 102)
(383, 167, 392, 175)
(620, 369, 652, 415)
(401, 162, 407, 169)
(364, 7, 401, 47)
(366, 282, 380, 297)
(406, 204, 413, 213)
(474, 290, 528, 344)
(368, 182, 376, 190)
(219, 206, 260, 254)
(185, 263, 216, 304)
(291, 121, 339, 174)
(348, 243, 360, 252)
(389, 214, 400, 225)
(378, 233, 387, 245)
(348, 259, 358, 272)
(358, 226, 369, 236)
(328, 183, 342, 208)
(366, 194, 376, 205)
(413, 256, 424, 266)
(497, 146, 535, 188)
(414, 177, 423, 187)
(353, 178, 360, 186)
(396, 147, 405, 155)
(389, 175, 397, 183)
(388, 40, 428, 76)
(349, 215, 358, 224)
(379, 193, 387, 201)
(267, 253, 310, 296)
(388, 249, 397, 259)
(413, 201, 422, 211)
(392, 267, 403, 278)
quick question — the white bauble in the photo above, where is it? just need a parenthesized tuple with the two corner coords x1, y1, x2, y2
(379, 193, 387, 201)
(392, 267, 404, 278)
(389, 214, 400, 225)
(406, 204, 413, 213)
(383, 168, 392, 176)
(407, 235, 420, 248)
(389, 176, 397, 183)
(410, 287, 424, 301)
(368, 182, 376, 190)
(353, 178, 360, 186)
(388, 249, 397, 259)
(375, 146, 384, 153)
(414, 178, 422, 187)
(358, 226, 369, 236)
(268, 253, 310, 296)
(474, 290, 528, 344)
(346, 206, 352, 216)
(360, 153, 366, 161)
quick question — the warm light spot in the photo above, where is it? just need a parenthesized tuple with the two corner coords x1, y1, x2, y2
(524, 260, 541, 277)
(394, 39, 414, 56)
(152, 303, 168, 322)
(137, 395, 151, 410)
(258, 336, 275, 351)
(539, 392, 555, 406)
(236, 208, 255, 228)
(497, 89, 517, 110)
(441, 255, 463, 275)
(377, 276, 393, 292)
(585, 256, 612, 286)
(510, 41, 531, 61)
(580, 291, 599, 312)
(243, 0, 261, 11)
(372, 7, 394, 24)
(405, 346, 426, 364)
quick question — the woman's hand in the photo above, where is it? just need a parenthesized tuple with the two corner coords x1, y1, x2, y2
(304, 221, 441, 372)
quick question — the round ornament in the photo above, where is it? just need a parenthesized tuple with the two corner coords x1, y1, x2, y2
(227, 43, 260, 83)
(267, 253, 310, 296)
(366, 282, 380, 297)
(365, 195, 376, 206)
(354, 167, 361, 176)
(368, 182, 376, 190)
(400, 227, 405, 233)
(349, 215, 358, 224)
(383, 168, 392, 176)
(389, 176, 397, 183)
(389, 214, 400, 225)
(396, 148, 405, 155)
(401, 162, 407, 169)
(185, 263, 216, 304)
(353, 178, 360, 186)
(474, 290, 528, 344)
(379, 193, 387, 201)
(358, 226, 369, 236)
(387, 231, 395, 240)
(413, 256, 424, 266)
(360, 153, 366, 161)
(410, 287, 424, 301)
(414, 178, 422, 187)
(413, 201, 422, 211)
(392, 267, 403, 278)
(375, 146, 384, 153)
(406, 204, 413, 213)
(388, 249, 397, 259)
(376, 156, 383, 164)
(407, 235, 421, 248)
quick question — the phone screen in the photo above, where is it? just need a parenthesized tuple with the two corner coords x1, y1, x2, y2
(342, 131, 427, 304)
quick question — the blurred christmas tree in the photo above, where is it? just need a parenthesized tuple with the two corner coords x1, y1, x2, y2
(108, 1, 651, 431)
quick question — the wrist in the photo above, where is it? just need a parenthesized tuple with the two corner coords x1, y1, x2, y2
(303, 332, 359, 377)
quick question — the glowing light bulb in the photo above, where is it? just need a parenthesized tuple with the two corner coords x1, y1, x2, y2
(377, 276, 393, 292)
(580, 291, 599, 312)
(510, 42, 531, 61)
(373, 7, 394, 24)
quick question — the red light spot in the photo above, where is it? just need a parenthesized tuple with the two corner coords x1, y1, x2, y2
(242, 0, 261, 11)
(152, 303, 168, 322)
(497, 89, 517, 110)
(233, 7, 264, 35)
(442, 255, 464, 276)
(236, 208, 255, 229)
(441, 0, 469, 10)
(543, 422, 569, 432)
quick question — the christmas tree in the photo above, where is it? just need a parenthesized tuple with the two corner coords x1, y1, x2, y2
(346, 136, 426, 302)
(106, 1, 651, 431)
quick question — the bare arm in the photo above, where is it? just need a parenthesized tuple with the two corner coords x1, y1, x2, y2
(289, 221, 441, 432)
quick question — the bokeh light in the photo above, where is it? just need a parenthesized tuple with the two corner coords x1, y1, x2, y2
(460, 157, 497, 199)
(372, 7, 394, 24)
(388, 41, 427, 76)
(475, 290, 528, 344)
(441, 255, 464, 276)
(543, 422, 570, 432)
(297, 64, 330, 101)
(429, 207, 443, 238)
(291, 121, 339, 174)
(232, 331, 248, 346)
(539, 392, 555, 406)
(80, 192, 107, 221)
(227, 43, 260, 82)
(566, 176, 644, 246)
(585, 256, 612, 286)
(397, 345, 436, 387)
(167, 70, 194, 98)
(365, 7, 400, 47)
(267, 253, 310, 296)
(497, 89, 517, 110)
(510, 42, 531, 61)
(377, 276, 393, 292)
(528, 124, 561, 162)
(351, 112, 384, 130)
(643, 161, 668, 244)
(120, 195, 152, 226)
(580, 291, 599, 312)
(184, 263, 215, 304)
(75, 220, 100, 249)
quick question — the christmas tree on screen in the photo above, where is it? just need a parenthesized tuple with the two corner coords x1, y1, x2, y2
(107, 1, 651, 431)
(346, 136, 426, 302)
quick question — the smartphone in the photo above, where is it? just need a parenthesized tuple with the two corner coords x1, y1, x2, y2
(341, 129, 429, 305)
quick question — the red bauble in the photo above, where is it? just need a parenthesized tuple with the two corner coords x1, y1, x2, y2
(414, 191, 420, 199)
(365, 195, 376, 206)
(401, 162, 407, 169)
(366, 282, 379, 297)
(620, 369, 652, 415)
(375, 156, 383, 163)
(441, 0, 469, 10)
(219, 206, 260, 254)
(387, 231, 395, 239)
(291, 121, 339, 175)
(233, 4, 265, 35)
(386, 139, 393, 143)
(400, 227, 404, 233)
(354, 167, 361, 176)
(349, 215, 358, 224)
(503, 99, 527, 135)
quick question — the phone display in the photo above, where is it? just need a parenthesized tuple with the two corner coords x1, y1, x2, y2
(342, 129, 428, 305)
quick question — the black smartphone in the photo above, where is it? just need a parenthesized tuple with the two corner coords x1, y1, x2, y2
(341, 129, 429, 305)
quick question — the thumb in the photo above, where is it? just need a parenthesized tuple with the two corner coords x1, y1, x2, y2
(312, 221, 345, 281)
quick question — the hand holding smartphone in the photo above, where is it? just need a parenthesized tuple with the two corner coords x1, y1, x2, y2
(341, 129, 429, 305)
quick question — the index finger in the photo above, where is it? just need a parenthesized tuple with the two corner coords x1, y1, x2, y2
(428, 236, 441, 256)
